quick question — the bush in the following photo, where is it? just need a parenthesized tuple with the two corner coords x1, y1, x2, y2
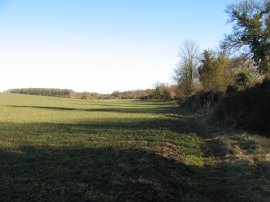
(215, 79, 270, 135)
(181, 91, 223, 111)
(226, 72, 252, 95)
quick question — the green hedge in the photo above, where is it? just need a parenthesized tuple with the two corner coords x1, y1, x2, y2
(215, 79, 270, 135)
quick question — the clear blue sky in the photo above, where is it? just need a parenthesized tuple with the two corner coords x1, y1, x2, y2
(0, 0, 236, 93)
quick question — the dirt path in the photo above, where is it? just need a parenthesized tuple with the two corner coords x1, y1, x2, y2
(184, 111, 270, 202)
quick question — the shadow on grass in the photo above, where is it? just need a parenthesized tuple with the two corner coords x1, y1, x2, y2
(1, 144, 269, 202)
(0, 146, 199, 202)
(8, 105, 176, 114)
(1, 107, 269, 201)
(0, 115, 201, 138)
(130, 100, 177, 105)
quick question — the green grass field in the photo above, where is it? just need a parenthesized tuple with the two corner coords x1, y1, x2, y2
(0, 93, 269, 201)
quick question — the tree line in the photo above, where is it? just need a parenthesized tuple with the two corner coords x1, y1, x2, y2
(175, 0, 269, 100)
(174, 0, 270, 135)
(6, 87, 172, 100)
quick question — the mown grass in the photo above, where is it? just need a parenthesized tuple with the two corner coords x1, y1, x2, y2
(0, 93, 269, 201)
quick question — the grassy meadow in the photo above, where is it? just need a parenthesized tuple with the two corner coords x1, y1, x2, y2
(0, 93, 269, 201)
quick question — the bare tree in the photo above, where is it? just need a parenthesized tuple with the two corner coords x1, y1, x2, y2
(175, 40, 200, 97)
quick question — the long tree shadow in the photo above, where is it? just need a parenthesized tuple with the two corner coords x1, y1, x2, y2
(8, 105, 176, 114)
(0, 146, 202, 202)
(1, 144, 268, 202)
(0, 116, 200, 138)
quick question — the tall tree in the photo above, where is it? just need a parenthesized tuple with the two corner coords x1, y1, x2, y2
(199, 50, 230, 92)
(222, 0, 270, 73)
(198, 50, 216, 91)
(175, 40, 200, 97)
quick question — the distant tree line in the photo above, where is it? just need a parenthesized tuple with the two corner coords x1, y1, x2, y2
(6, 87, 177, 101)
(111, 89, 153, 99)
(6, 88, 110, 99)
(7, 88, 73, 98)
(110, 84, 177, 100)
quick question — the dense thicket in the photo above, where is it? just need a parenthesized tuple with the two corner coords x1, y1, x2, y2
(181, 91, 223, 111)
(215, 79, 270, 135)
